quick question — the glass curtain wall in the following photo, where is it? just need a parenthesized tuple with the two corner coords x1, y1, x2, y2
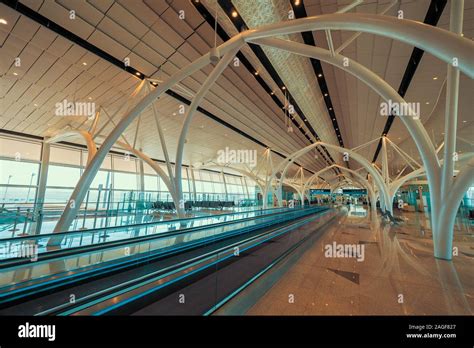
(0, 134, 256, 210)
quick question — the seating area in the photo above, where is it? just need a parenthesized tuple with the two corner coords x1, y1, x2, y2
(151, 200, 236, 213)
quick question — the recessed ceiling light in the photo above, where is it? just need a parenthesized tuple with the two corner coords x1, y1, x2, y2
(88, 97, 92, 100)
(0, 19, 7, 25)
(463, 120, 467, 123)
(433, 76, 438, 80)
(135, 72, 141, 76)
(34, 103, 38, 107)
(13, 72, 18, 76)
(270, 91, 274, 95)
(254, 71, 259, 75)
(324, 93, 328, 97)
(294, 0, 301, 5)
(82, 62, 87, 66)
(231, 11, 238, 18)
(318, 73, 322, 78)
(329, 107, 332, 110)
(425, 102, 430, 104)
(282, 86, 286, 90)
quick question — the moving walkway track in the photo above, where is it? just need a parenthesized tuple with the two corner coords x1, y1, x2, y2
(0, 206, 339, 316)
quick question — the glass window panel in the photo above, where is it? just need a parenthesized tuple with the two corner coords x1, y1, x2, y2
(81, 152, 112, 170)
(213, 183, 225, 193)
(0, 136, 41, 161)
(44, 188, 73, 203)
(1, 187, 37, 203)
(91, 170, 111, 189)
(50, 146, 81, 166)
(199, 171, 210, 181)
(0, 159, 39, 186)
(195, 180, 204, 193)
(114, 172, 138, 190)
(113, 154, 137, 172)
(145, 175, 158, 191)
(202, 181, 214, 192)
(48, 165, 81, 187)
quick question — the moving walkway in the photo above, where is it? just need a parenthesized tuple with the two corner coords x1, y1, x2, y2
(0, 206, 339, 316)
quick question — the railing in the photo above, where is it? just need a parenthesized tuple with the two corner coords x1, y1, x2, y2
(0, 206, 309, 262)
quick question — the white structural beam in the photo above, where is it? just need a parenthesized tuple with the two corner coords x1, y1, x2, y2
(174, 44, 243, 215)
(437, 0, 464, 259)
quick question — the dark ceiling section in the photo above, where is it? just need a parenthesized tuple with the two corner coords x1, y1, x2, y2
(290, 0, 345, 150)
(3, 0, 317, 174)
(191, 0, 340, 177)
(371, 0, 447, 163)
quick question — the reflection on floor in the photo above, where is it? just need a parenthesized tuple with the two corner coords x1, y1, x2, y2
(248, 207, 474, 315)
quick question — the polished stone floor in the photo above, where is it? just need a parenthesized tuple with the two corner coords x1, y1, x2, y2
(248, 207, 474, 315)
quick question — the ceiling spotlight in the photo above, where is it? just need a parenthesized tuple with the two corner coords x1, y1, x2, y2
(294, 0, 301, 5)
(34, 104, 38, 107)
(318, 73, 322, 78)
(463, 120, 467, 123)
(82, 62, 87, 66)
(135, 72, 141, 76)
(0, 19, 7, 25)
(324, 93, 328, 97)
(329, 107, 332, 110)
(281, 86, 286, 90)
(231, 11, 238, 18)
(254, 71, 259, 75)
(88, 97, 92, 100)
(433, 76, 438, 80)
(13, 72, 18, 76)
(270, 91, 274, 95)
(425, 102, 430, 104)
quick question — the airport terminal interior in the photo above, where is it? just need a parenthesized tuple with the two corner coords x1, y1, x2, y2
(0, 0, 472, 317)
